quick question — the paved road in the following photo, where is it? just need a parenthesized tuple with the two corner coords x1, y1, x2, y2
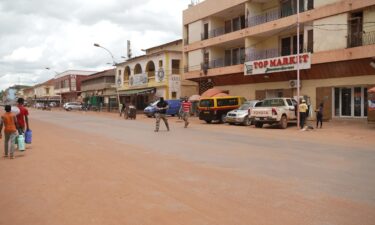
(1, 110, 375, 225)
(33, 110, 375, 203)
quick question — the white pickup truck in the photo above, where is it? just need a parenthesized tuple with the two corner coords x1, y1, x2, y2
(250, 98, 298, 129)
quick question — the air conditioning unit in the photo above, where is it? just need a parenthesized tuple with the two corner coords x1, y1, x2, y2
(289, 80, 301, 88)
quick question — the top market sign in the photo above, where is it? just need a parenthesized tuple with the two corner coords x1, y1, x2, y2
(244, 53, 311, 75)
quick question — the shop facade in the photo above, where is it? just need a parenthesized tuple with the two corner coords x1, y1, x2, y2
(183, 0, 375, 121)
(116, 39, 185, 110)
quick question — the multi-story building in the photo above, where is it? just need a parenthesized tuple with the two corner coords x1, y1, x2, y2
(183, 0, 375, 120)
(54, 70, 97, 104)
(34, 79, 60, 106)
(21, 86, 35, 105)
(81, 69, 116, 111)
(116, 39, 197, 110)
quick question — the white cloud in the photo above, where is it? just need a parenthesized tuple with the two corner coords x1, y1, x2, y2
(3, 46, 44, 62)
(0, 0, 190, 91)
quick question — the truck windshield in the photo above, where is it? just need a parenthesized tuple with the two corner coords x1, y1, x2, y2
(238, 103, 251, 110)
(199, 99, 214, 107)
(262, 99, 285, 107)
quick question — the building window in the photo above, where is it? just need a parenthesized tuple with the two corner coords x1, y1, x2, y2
(171, 92, 177, 99)
(203, 23, 209, 40)
(45, 88, 50, 95)
(172, 60, 180, 74)
(159, 60, 163, 67)
(307, 29, 314, 53)
(281, 34, 303, 56)
(118, 70, 122, 76)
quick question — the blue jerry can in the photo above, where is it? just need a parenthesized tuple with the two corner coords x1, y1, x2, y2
(25, 129, 32, 144)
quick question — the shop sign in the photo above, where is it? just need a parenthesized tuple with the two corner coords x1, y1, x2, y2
(156, 68, 165, 83)
(244, 53, 311, 75)
(169, 75, 181, 92)
(129, 73, 148, 87)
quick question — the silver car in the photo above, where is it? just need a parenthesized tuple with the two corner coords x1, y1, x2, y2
(63, 102, 82, 111)
(225, 100, 262, 126)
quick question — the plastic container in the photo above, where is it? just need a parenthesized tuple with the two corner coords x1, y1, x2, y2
(17, 135, 25, 151)
(25, 129, 32, 144)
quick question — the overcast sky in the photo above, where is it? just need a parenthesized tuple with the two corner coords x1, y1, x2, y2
(0, 0, 192, 91)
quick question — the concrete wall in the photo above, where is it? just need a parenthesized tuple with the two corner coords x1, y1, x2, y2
(364, 6, 375, 33)
(210, 47, 224, 61)
(313, 13, 348, 52)
(188, 20, 202, 43)
(188, 50, 203, 72)
(314, 0, 341, 8)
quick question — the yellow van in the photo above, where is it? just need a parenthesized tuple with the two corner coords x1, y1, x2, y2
(198, 96, 246, 123)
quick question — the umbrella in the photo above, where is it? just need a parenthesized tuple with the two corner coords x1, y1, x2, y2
(369, 87, 375, 93)
(188, 94, 201, 101)
(212, 93, 229, 97)
(201, 88, 223, 97)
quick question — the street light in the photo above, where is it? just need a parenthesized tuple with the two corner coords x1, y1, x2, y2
(93, 43, 121, 113)
(93, 43, 118, 66)
(45, 67, 62, 107)
(45, 67, 59, 75)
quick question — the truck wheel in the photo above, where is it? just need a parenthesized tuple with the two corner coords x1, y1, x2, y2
(205, 120, 212, 124)
(255, 122, 263, 128)
(280, 115, 288, 129)
(220, 114, 226, 123)
(243, 116, 251, 126)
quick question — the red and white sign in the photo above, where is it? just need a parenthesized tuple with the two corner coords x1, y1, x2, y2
(244, 53, 311, 75)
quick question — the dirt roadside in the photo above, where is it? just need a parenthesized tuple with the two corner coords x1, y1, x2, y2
(0, 109, 374, 225)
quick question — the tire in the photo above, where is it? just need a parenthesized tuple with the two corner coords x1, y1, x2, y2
(205, 120, 212, 124)
(242, 116, 251, 126)
(255, 122, 263, 128)
(220, 114, 226, 123)
(67, 107, 72, 111)
(280, 115, 288, 129)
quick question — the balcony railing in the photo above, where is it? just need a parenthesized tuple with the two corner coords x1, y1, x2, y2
(245, 48, 279, 62)
(248, 7, 303, 27)
(348, 31, 375, 48)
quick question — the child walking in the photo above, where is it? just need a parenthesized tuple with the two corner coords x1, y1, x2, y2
(0, 105, 19, 159)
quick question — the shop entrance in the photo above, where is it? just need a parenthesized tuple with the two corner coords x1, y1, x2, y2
(334, 87, 368, 118)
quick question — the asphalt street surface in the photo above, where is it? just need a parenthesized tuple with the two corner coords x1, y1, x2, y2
(1, 109, 374, 225)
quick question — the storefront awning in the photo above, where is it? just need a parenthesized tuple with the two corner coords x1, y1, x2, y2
(118, 87, 155, 96)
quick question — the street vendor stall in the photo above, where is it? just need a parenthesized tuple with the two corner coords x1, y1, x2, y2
(368, 87, 375, 124)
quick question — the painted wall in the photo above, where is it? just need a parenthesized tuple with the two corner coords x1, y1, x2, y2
(210, 47, 224, 61)
(313, 13, 348, 52)
(209, 17, 223, 32)
(188, 20, 202, 44)
(188, 50, 203, 72)
(314, 0, 341, 8)
(364, 6, 375, 35)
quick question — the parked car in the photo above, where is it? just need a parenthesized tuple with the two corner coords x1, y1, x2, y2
(198, 96, 247, 123)
(144, 99, 181, 117)
(250, 98, 298, 129)
(225, 100, 262, 126)
(63, 102, 83, 111)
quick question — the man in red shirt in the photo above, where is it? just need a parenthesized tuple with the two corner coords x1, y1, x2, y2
(181, 97, 192, 128)
(17, 98, 30, 133)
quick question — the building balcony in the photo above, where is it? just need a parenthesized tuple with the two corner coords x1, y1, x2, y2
(347, 31, 375, 48)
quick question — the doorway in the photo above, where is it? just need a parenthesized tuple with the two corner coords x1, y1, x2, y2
(333, 87, 367, 118)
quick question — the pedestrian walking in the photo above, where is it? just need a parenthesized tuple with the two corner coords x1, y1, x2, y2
(154, 97, 169, 132)
(16, 98, 30, 134)
(181, 97, 192, 128)
(299, 99, 308, 129)
(119, 103, 125, 117)
(315, 103, 324, 128)
(0, 105, 19, 159)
